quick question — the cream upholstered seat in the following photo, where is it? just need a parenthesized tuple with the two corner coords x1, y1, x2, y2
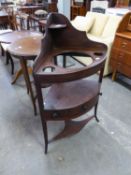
(71, 16, 95, 32)
(71, 11, 122, 76)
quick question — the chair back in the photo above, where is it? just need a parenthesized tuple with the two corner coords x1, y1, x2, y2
(6, 7, 18, 30)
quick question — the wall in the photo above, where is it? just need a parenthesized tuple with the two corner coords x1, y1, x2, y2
(57, 0, 71, 19)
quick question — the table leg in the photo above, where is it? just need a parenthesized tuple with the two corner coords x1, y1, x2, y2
(11, 68, 23, 84)
(39, 25, 43, 33)
(112, 70, 117, 81)
(20, 58, 37, 115)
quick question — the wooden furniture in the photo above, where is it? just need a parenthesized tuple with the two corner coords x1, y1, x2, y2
(17, 1, 58, 14)
(0, 30, 41, 44)
(27, 14, 47, 32)
(38, 19, 47, 32)
(110, 12, 131, 80)
(33, 13, 107, 153)
(0, 30, 42, 80)
(17, 5, 45, 15)
(71, 0, 87, 19)
(0, 13, 31, 74)
(71, 0, 117, 19)
(16, 1, 57, 29)
(8, 34, 43, 115)
(0, 11, 11, 61)
(43, 0, 58, 12)
(71, 5, 86, 19)
(0, 30, 13, 73)
(115, 0, 130, 7)
(0, 11, 10, 29)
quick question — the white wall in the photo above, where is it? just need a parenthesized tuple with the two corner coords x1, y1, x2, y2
(57, 0, 71, 19)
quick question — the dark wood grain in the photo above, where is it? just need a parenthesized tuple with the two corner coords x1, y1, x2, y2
(33, 13, 107, 154)
(110, 12, 131, 80)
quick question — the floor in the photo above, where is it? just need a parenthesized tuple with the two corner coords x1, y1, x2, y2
(0, 55, 131, 175)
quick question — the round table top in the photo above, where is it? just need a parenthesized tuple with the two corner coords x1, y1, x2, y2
(8, 35, 43, 58)
(0, 30, 43, 44)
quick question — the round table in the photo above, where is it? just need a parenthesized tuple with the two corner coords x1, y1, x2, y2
(8, 35, 42, 57)
(0, 30, 43, 74)
(8, 34, 43, 115)
(0, 30, 42, 43)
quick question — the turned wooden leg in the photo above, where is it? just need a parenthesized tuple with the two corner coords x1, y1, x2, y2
(11, 65, 32, 85)
(42, 120, 48, 154)
(54, 56, 57, 65)
(6, 51, 14, 74)
(112, 70, 117, 81)
(20, 59, 37, 115)
(11, 68, 23, 84)
(1, 45, 5, 56)
(94, 102, 99, 122)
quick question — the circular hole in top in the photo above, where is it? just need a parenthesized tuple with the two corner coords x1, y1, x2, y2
(94, 52, 103, 56)
(43, 66, 55, 73)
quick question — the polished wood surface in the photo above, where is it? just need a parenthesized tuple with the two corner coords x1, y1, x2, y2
(7, 35, 43, 57)
(71, 0, 87, 19)
(110, 12, 131, 80)
(115, 0, 130, 7)
(0, 30, 42, 86)
(43, 1, 58, 12)
(0, 31, 42, 75)
(33, 13, 107, 153)
(71, 5, 86, 20)
(0, 30, 42, 43)
(7, 34, 43, 115)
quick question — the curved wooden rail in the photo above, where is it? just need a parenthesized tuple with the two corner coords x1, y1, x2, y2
(33, 13, 107, 153)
